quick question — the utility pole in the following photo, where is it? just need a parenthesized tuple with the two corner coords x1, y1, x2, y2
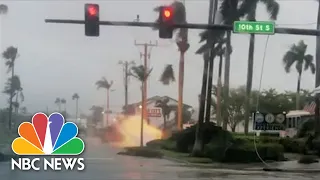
(119, 60, 135, 114)
(134, 41, 157, 124)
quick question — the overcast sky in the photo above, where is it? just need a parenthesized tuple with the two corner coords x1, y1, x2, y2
(0, 0, 318, 115)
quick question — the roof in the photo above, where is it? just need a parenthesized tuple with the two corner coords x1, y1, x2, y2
(127, 95, 193, 108)
(287, 110, 311, 117)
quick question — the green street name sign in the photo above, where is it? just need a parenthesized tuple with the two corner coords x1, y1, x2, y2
(233, 21, 275, 34)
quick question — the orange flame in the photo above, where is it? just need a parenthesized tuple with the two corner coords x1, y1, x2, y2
(108, 115, 162, 147)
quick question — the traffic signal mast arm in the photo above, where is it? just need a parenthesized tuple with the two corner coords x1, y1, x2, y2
(45, 19, 320, 36)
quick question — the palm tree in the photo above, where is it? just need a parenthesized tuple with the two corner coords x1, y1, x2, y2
(3, 75, 23, 114)
(283, 40, 315, 110)
(239, 0, 279, 134)
(2, 46, 18, 129)
(0, 4, 8, 14)
(96, 77, 113, 126)
(55, 98, 61, 112)
(130, 65, 152, 147)
(72, 93, 80, 120)
(155, 97, 172, 132)
(196, 0, 238, 130)
(160, 64, 175, 85)
(153, 1, 189, 131)
(315, 0, 320, 136)
(61, 98, 67, 112)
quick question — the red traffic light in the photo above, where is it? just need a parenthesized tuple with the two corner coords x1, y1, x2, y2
(161, 7, 173, 21)
(87, 5, 98, 16)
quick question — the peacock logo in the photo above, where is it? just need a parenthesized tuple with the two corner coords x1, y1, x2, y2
(11, 112, 85, 155)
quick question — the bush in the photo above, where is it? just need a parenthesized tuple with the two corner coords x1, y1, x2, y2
(205, 142, 284, 163)
(174, 122, 234, 153)
(298, 155, 319, 164)
(146, 139, 176, 151)
(120, 147, 163, 158)
(232, 132, 256, 137)
(279, 138, 306, 154)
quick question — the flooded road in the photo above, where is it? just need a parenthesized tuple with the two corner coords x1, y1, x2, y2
(0, 137, 319, 180)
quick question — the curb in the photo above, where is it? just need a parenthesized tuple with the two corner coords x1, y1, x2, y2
(263, 167, 320, 173)
(163, 156, 320, 173)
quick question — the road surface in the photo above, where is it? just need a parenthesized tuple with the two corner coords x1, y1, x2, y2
(0, 137, 319, 180)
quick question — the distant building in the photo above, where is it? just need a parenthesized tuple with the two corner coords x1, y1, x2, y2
(125, 95, 193, 129)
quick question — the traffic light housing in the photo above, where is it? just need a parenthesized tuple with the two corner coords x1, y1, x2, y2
(158, 6, 174, 39)
(85, 4, 99, 36)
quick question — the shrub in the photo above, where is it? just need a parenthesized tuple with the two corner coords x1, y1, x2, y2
(298, 155, 319, 164)
(205, 142, 284, 163)
(174, 122, 234, 153)
(279, 138, 306, 154)
(122, 147, 163, 158)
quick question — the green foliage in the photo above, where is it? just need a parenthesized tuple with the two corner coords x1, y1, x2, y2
(283, 40, 315, 75)
(96, 77, 113, 90)
(130, 65, 152, 82)
(89, 105, 104, 125)
(160, 64, 175, 85)
(120, 147, 163, 158)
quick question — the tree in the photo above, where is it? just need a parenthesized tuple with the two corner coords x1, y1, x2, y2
(160, 64, 175, 85)
(72, 93, 80, 120)
(0, 4, 8, 14)
(196, 0, 238, 129)
(2, 46, 18, 130)
(89, 105, 104, 126)
(155, 97, 172, 131)
(3, 75, 24, 114)
(96, 77, 113, 126)
(153, 1, 189, 131)
(130, 65, 152, 147)
(239, 0, 280, 135)
(61, 98, 66, 112)
(55, 98, 61, 112)
(283, 40, 315, 110)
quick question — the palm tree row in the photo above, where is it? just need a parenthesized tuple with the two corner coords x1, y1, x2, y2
(54, 93, 80, 119)
(154, 0, 280, 137)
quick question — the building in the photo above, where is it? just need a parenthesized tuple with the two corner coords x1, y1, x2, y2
(125, 95, 193, 129)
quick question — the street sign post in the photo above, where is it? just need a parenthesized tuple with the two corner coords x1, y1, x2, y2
(233, 21, 275, 34)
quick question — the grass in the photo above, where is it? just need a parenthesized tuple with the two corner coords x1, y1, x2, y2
(159, 149, 213, 163)
(119, 146, 213, 164)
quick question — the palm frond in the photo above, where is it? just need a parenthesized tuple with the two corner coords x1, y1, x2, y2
(160, 64, 175, 85)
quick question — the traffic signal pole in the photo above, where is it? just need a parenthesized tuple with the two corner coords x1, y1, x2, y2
(45, 19, 320, 36)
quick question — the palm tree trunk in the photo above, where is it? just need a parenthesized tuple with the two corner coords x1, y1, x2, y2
(222, 31, 231, 130)
(216, 55, 223, 126)
(106, 89, 110, 126)
(204, 49, 215, 124)
(192, 53, 209, 156)
(177, 51, 185, 130)
(244, 34, 255, 135)
(296, 73, 302, 110)
(8, 64, 14, 130)
(15, 91, 18, 113)
(315, 1, 320, 136)
(76, 99, 79, 120)
(140, 83, 144, 147)
(58, 104, 61, 112)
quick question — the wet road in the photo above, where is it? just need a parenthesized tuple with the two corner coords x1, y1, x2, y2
(0, 137, 319, 180)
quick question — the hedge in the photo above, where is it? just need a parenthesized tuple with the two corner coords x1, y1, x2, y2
(204, 142, 284, 163)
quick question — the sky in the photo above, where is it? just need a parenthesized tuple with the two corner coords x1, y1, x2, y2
(0, 0, 318, 116)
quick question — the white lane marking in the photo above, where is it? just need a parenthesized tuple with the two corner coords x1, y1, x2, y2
(85, 157, 114, 160)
